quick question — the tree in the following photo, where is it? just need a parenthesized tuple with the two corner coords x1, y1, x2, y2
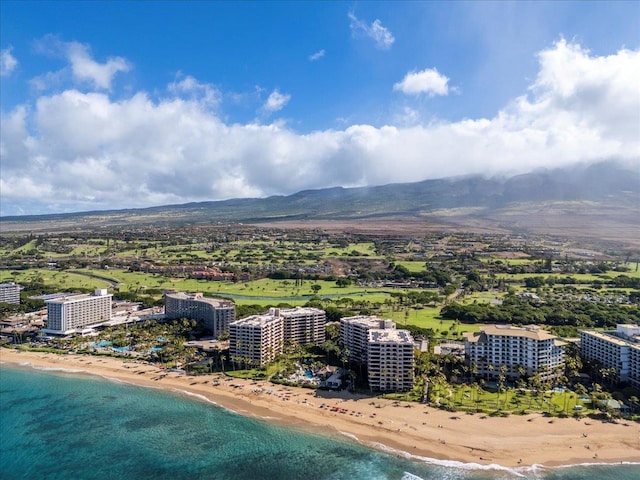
(311, 284, 322, 295)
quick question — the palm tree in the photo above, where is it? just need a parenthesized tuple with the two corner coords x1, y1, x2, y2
(219, 354, 226, 374)
(497, 375, 506, 409)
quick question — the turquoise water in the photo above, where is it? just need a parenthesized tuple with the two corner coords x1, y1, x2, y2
(1, 365, 638, 480)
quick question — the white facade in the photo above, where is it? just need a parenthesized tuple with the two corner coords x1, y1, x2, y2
(165, 292, 235, 338)
(464, 324, 566, 382)
(270, 306, 326, 346)
(340, 316, 396, 362)
(580, 324, 640, 387)
(367, 329, 415, 392)
(229, 314, 283, 367)
(0, 282, 21, 304)
(43, 289, 113, 335)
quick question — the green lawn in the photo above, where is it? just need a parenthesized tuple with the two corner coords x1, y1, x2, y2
(1, 268, 399, 307)
(383, 307, 481, 335)
(431, 384, 593, 415)
(395, 261, 428, 273)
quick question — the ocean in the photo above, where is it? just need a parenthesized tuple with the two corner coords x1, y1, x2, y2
(0, 365, 638, 480)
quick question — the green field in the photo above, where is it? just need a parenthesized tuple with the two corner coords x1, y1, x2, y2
(430, 383, 592, 415)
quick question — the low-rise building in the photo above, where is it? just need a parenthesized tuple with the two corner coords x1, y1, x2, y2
(43, 289, 113, 335)
(463, 324, 566, 382)
(580, 324, 640, 388)
(164, 291, 235, 338)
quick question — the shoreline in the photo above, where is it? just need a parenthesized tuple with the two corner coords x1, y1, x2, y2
(2, 349, 639, 471)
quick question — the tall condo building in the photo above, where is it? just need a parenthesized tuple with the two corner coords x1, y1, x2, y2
(339, 316, 414, 392)
(367, 329, 415, 392)
(463, 324, 566, 382)
(43, 289, 113, 335)
(164, 292, 235, 338)
(580, 324, 640, 388)
(269, 306, 326, 346)
(0, 282, 21, 304)
(340, 315, 396, 362)
(229, 314, 284, 367)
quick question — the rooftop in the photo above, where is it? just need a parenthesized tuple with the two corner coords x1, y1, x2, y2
(368, 328, 414, 344)
(45, 291, 113, 304)
(165, 291, 234, 308)
(464, 324, 557, 342)
(231, 314, 281, 328)
(581, 329, 640, 347)
(271, 306, 325, 317)
(341, 315, 396, 330)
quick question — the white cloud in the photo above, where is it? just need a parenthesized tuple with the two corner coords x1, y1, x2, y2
(394, 68, 450, 96)
(0, 47, 18, 76)
(263, 89, 291, 113)
(66, 41, 131, 90)
(309, 49, 326, 61)
(31, 36, 131, 90)
(1, 40, 638, 215)
(348, 12, 395, 50)
(168, 73, 221, 108)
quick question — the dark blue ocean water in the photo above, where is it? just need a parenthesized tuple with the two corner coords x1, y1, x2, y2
(1, 364, 638, 480)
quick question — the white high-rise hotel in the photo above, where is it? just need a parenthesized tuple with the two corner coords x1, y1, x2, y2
(463, 324, 566, 382)
(368, 328, 415, 392)
(43, 289, 113, 335)
(165, 291, 235, 338)
(580, 324, 640, 388)
(340, 315, 396, 362)
(229, 313, 284, 367)
(340, 316, 415, 392)
(228, 307, 326, 367)
(277, 306, 326, 346)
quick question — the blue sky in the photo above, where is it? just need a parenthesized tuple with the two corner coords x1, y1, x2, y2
(1, 1, 639, 215)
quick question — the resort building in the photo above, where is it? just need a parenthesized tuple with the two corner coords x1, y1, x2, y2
(229, 314, 283, 367)
(269, 306, 326, 346)
(43, 289, 113, 335)
(580, 324, 640, 388)
(463, 324, 566, 382)
(0, 282, 21, 304)
(164, 292, 235, 338)
(340, 315, 396, 362)
(367, 329, 415, 392)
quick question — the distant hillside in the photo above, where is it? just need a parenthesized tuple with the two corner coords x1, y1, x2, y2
(1, 161, 638, 240)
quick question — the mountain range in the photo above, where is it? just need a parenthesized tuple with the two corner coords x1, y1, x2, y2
(1, 160, 638, 243)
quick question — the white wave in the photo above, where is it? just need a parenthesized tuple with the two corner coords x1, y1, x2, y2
(339, 431, 359, 441)
(171, 388, 219, 406)
(33, 366, 86, 374)
(552, 461, 640, 469)
(401, 472, 425, 480)
(368, 441, 529, 477)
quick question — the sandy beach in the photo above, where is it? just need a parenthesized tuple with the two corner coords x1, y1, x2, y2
(2, 348, 639, 470)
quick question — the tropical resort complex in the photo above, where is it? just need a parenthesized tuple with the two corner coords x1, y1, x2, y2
(3, 284, 640, 407)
